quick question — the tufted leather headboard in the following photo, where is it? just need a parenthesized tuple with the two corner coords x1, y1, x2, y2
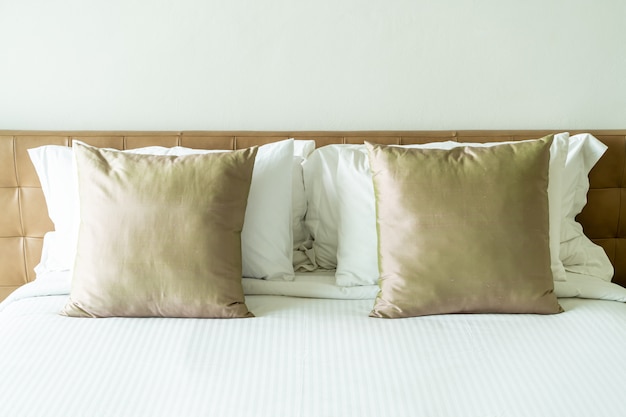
(1, 130, 624, 301)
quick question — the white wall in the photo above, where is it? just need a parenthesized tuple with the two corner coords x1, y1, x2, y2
(1, 0, 625, 130)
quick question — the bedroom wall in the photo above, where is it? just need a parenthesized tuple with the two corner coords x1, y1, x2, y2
(1, 0, 625, 131)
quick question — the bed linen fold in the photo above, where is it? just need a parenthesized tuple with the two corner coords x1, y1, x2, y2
(3, 271, 626, 313)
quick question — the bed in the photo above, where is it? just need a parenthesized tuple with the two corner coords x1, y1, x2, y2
(1, 130, 625, 417)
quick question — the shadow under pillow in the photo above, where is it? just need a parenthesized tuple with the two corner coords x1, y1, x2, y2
(367, 137, 562, 318)
(62, 141, 257, 318)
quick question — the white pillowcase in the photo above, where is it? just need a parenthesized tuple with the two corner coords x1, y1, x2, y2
(29, 140, 296, 281)
(302, 144, 364, 269)
(333, 135, 570, 286)
(292, 140, 316, 251)
(560, 133, 613, 280)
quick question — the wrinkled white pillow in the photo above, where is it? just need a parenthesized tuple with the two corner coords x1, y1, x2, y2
(292, 140, 316, 264)
(334, 134, 570, 286)
(302, 144, 364, 269)
(29, 140, 296, 280)
(560, 133, 613, 280)
(292, 157, 309, 249)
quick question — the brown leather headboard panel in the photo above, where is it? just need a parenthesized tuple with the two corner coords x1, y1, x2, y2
(1, 130, 624, 301)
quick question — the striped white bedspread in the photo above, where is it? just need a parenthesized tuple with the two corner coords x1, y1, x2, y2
(1, 274, 626, 417)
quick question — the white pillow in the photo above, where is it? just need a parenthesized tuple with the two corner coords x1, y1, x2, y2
(302, 144, 364, 269)
(292, 140, 317, 271)
(560, 133, 613, 280)
(29, 146, 81, 273)
(292, 157, 309, 249)
(334, 134, 570, 286)
(292, 140, 316, 250)
(29, 140, 295, 281)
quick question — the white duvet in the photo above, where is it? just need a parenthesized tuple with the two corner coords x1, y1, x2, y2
(1, 273, 626, 417)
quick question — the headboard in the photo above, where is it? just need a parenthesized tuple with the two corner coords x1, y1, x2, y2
(1, 130, 625, 301)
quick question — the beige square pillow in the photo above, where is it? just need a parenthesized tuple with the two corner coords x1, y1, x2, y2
(367, 137, 563, 318)
(62, 141, 257, 318)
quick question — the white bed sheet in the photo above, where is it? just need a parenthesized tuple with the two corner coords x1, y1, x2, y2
(1, 274, 626, 417)
(3, 270, 626, 309)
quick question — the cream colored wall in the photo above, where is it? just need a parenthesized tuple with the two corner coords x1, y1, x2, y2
(1, 0, 624, 130)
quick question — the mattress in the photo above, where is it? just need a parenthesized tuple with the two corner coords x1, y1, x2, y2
(1, 272, 626, 417)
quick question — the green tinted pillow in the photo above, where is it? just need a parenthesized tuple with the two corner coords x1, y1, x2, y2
(62, 141, 257, 318)
(367, 137, 562, 318)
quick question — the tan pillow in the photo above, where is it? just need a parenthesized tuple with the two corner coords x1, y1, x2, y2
(62, 141, 257, 318)
(367, 137, 563, 318)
